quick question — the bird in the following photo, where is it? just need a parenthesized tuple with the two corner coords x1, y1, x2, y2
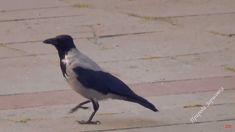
(43, 35, 158, 124)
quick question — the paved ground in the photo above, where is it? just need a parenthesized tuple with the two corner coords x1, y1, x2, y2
(0, 0, 235, 131)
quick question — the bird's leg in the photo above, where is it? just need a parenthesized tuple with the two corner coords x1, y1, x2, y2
(69, 100, 91, 113)
(78, 99, 100, 125)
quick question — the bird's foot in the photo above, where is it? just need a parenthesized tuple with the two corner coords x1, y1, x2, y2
(77, 120, 101, 125)
(69, 106, 89, 113)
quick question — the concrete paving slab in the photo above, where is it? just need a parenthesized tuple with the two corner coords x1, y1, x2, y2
(0, 55, 67, 95)
(1, 4, 233, 44)
(1, 46, 235, 95)
(0, 84, 234, 110)
(0, 46, 26, 58)
(65, 0, 235, 17)
(0, 0, 234, 44)
(0, 76, 234, 110)
(0, 0, 67, 11)
(0, 90, 234, 132)
(113, 120, 235, 132)
(1, 30, 234, 93)
(4, 30, 232, 60)
(0, 6, 89, 22)
(0, 19, 92, 44)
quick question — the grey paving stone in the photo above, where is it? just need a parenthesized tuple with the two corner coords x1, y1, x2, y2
(0, 90, 234, 132)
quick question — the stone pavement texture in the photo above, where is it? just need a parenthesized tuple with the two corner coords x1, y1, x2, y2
(0, 0, 235, 131)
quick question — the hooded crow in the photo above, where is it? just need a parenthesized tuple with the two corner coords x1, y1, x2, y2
(43, 35, 158, 124)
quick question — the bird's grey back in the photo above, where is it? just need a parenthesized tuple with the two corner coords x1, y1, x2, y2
(66, 48, 102, 72)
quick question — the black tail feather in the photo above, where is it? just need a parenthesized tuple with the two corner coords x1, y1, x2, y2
(128, 95, 159, 112)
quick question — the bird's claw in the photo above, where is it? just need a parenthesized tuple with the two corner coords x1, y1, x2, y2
(77, 120, 101, 125)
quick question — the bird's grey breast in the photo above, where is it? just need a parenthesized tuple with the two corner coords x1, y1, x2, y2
(61, 49, 105, 99)
(61, 49, 100, 82)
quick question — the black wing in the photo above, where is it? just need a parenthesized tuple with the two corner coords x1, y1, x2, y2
(73, 66, 159, 112)
(73, 66, 137, 98)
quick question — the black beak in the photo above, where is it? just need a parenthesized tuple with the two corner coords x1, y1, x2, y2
(43, 38, 57, 45)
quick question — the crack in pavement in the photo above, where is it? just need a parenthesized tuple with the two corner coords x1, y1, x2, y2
(126, 11, 235, 20)
(99, 47, 229, 63)
(183, 102, 235, 109)
(1, 7, 235, 23)
(0, 46, 228, 63)
(0, 14, 84, 23)
(0, 5, 69, 13)
(87, 25, 101, 45)
(98, 31, 157, 38)
(0, 43, 26, 53)
(0, 53, 56, 60)
(1, 30, 158, 45)
(208, 31, 235, 38)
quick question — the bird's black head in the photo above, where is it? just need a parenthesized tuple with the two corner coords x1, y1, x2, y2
(43, 35, 76, 53)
